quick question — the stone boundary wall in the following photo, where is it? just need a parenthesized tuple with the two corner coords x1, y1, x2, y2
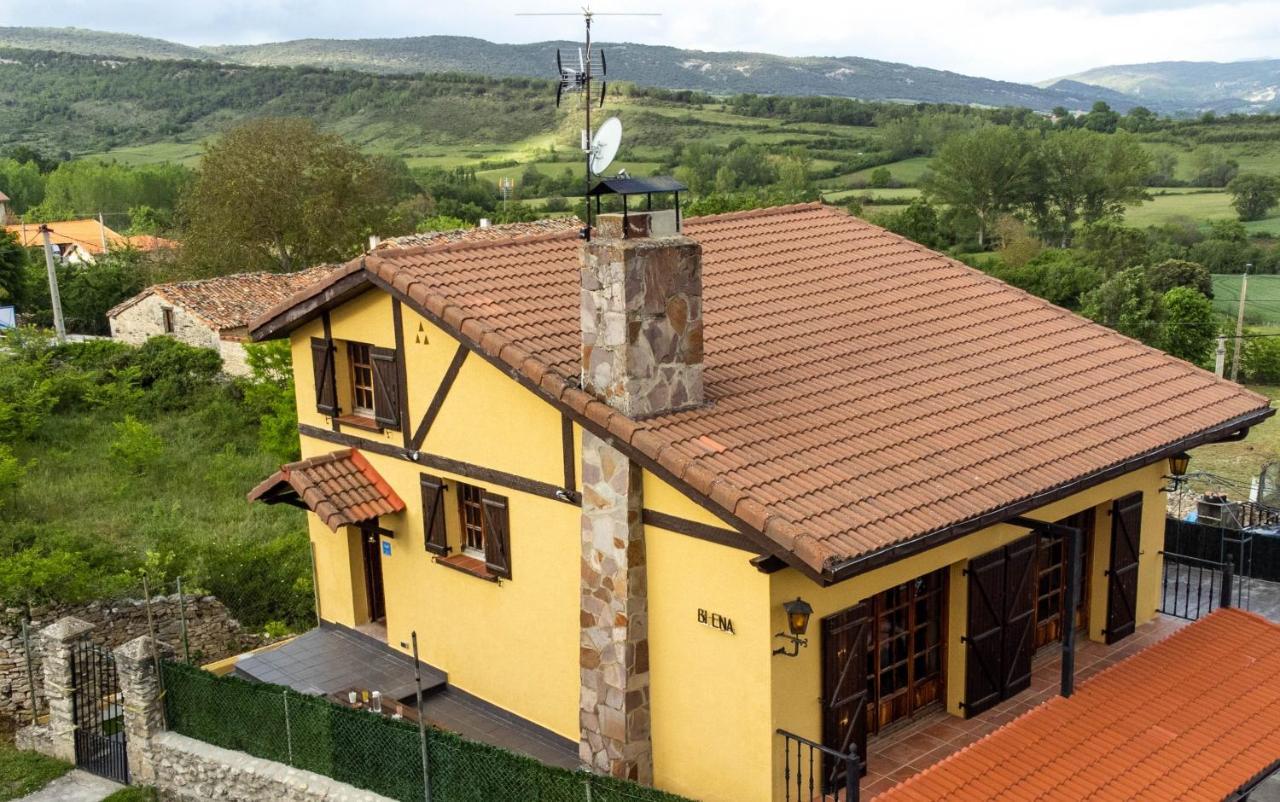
(18, 619, 389, 802)
(149, 732, 394, 802)
(1, 595, 253, 722)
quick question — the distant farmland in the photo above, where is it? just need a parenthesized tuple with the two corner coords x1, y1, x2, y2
(1212, 274, 1280, 326)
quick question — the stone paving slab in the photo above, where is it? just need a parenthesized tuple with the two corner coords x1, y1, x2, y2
(15, 769, 122, 802)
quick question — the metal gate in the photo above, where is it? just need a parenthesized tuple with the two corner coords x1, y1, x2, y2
(70, 636, 128, 783)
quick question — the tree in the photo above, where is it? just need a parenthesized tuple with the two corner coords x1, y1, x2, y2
(1076, 221, 1149, 276)
(994, 215, 1041, 269)
(1147, 259, 1213, 298)
(1080, 266, 1162, 345)
(1030, 130, 1151, 246)
(1190, 146, 1239, 188)
(922, 127, 1034, 248)
(180, 118, 397, 275)
(1160, 287, 1216, 365)
(0, 232, 25, 309)
(868, 167, 892, 188)
(1227, 174, 1280, 222)
(877, 199, 942, 248)
(1081, 101, 1120, 134)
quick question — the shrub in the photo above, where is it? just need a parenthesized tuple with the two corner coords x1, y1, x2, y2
(133, 337, 223, 408)
(869, 167, 892, 188)
(1160, 287, 1216, 366)
(1147, 259, 1213, 298)
(110, 415, 164, 474)
(0, 444, 23, 509)
(1244, 336, 1280, 384)
(242, 341, 299, 462)
(1081, 266, 1162, 345)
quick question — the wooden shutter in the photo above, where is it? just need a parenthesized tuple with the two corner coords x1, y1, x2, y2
(1002, 535, 1038, 698)
(821, 601, 870, 792)
(310, 337, 337, 416)
(370, 346, 401, 430)
(481, 492, 512, 579)
(420, 475, 449, 556)
(1106, 492, 1143, 644)
(963, 547, 1006, 718)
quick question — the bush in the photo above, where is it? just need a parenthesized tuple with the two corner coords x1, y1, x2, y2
(1244, 336, 1280, 384)
(1160, 287, 1216, 366)
(1147, 258, 1213, 298)
(1081, 266, 1162, 345)
(987, 249, 1102, 310)
(242, 341, 300, 462)
(133, 337, 223, 408)
(110, 415, 164, 474)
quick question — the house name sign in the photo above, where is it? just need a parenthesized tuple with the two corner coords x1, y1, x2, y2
(697, 608, 735, 634)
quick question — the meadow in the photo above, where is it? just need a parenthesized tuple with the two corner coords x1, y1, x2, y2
(1212, 274, 1280, 326)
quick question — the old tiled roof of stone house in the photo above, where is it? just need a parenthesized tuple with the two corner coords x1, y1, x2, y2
(109, 265, 341, 334)
(247, 449, 404, 531)
(377, 218, 581, 250)
(876, 608, 1280, 801)
(251, 203, 1273, 581)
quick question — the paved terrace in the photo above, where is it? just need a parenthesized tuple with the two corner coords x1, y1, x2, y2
(862, 615, 1187, 799)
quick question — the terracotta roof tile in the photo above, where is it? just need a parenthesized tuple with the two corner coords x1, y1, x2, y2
(248, 448, 405, 531)
(252, 204, 1272, 575)
(376, 218, 581, 250)
(110, 265, 341, 331)
(875, 609, 1280, 802)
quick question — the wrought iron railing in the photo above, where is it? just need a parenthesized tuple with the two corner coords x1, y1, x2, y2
(777, 728, 861, 802)
(1159, 552, 1237, 621)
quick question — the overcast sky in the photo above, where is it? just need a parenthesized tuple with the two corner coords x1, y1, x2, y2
(4, 0, 1278, 82)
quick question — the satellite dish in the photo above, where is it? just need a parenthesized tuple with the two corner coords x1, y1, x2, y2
(589, 117, 622, 176)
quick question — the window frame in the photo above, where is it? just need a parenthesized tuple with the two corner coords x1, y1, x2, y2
(161, 306, 174, 334)
(347, 341, 376, 418)
(457, 482, 487, 559)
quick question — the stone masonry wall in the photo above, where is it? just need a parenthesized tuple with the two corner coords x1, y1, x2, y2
(578, 431, 652, 783)
(579, 213, 704, 420)
(110, 293, 221, 352)
(0, 595, 250, 723)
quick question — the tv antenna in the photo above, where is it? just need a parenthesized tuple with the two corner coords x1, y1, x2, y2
(516, 6, 660, 238)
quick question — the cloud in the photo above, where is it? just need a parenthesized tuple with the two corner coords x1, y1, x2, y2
(1, 0, 1277, 82)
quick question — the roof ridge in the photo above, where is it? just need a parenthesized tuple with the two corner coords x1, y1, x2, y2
(683, 201, 827, 227)
(375, 228, 582, 259)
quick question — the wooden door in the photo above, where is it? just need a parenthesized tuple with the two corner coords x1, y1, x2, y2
(1106, 493, 1143, 644)
(867, 571, 947, 733)
(1033, 512, 1093, 651)
(1001, 536, 1037, 699)
(821, 601, 870, 790)
(361, 527, 387, 622)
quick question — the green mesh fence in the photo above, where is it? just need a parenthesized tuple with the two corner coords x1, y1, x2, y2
(162, 662, 692, 802)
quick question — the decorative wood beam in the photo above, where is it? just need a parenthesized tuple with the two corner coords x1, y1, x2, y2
(298, 423, 578, 506)
(321, 312, 338, 432)
(750, 555, 789, 574)
(392, 299, 412, 450)
(561, 414, 578, 502)
(641, 509, 757, 554)
(410, 344, 468, 451)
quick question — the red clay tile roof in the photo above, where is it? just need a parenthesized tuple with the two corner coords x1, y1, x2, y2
(248, 448, 405, 531)
(252, 204, 1272, 578)
(875, 608, 1280, 802)
(376, 218, 581, 250)
(109, 265, 341, 332)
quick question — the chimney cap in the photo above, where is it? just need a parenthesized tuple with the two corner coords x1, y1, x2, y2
(588, 176, 686, 198)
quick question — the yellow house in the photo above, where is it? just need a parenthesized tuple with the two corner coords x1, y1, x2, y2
(246, 203, 1271, 802)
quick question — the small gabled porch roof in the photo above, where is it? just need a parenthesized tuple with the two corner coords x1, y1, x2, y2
(248, 448, 405, 531)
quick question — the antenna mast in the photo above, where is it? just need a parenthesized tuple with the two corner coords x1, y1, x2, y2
(517, 6, 659, 239)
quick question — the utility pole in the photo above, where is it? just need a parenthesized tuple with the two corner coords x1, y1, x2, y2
(1215, 334, 1227, 378)
(1231, 263, 1252, 383)
(98, 211, 109, 254)
(39, 225, 66, 343)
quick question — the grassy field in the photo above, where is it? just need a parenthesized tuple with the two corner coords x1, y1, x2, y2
(1211, 275, 1280, 326)
(1189, 385, 1280, 487)
(823, 186, 922, 204)
(0, 740, 69, 800)
(1125, 191, 1280, 234)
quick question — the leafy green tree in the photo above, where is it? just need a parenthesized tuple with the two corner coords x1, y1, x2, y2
(0, 158, 45, 212)
(1081, 101, 1120, 134)
(1160, 287, 1216, 365)
(1147, 259, 1213, 298)
(1190, 146, 1239, 188)
(922, 126, 1034, 248)
(869, 167, 892, 188)
(877, 198, 942, 248)
(1227, 174, 1280, 222)
(1081, 266, 1162, 345)
(1030, 130, 1151, 246)
(180, 118, 397, 275)
(1076, 221, 1150, 275)
(988, 249, 1101, 310)
(243, 341, 299, 462)
(1244, 336, 1280, 384)
(0, 231, 26, 309)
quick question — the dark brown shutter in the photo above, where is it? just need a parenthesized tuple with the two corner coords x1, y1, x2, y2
(821, 601, 870, 791)
(310, 336, 337, 416)
(1106, 492, 1143, 644)
(1001, 535, 1038, 698)
(963, 547, 1006, 718)
(481, 492, 512, 579)
(371, 346, 401, 430)
(421, 475, 449, 556)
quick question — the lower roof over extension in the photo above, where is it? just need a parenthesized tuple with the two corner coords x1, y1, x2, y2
(250, 204, 1274, 582)
(248, 449, 404, 531)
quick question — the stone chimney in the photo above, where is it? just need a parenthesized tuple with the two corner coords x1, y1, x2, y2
(576, 210, 705, 784)
(580, 212, 704, 420)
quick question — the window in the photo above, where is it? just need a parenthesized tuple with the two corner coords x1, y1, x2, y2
(459, 483, 486, 557)
(161, 307, 174, 334)
(421, 473, 511, 580)
(865, 569, 945, 734)
(348, 342, 375, 416)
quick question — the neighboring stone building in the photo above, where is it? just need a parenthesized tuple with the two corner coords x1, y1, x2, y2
(108, 266, 338, 375)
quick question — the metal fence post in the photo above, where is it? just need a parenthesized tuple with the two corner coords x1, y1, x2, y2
(404, 631, 432, 802)
(176, 576, 191, 664)
(1222, 557, 1235, 609)
(845, 749, 861, 802)
(283, 690, 294, 766)
(21, 617, 38, 725)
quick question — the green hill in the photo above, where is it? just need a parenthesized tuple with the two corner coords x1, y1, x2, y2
(0, 26, 212, 61)
(1048, 59, 1280, 113)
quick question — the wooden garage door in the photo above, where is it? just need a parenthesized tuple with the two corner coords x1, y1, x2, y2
(821, 601, 870, 791)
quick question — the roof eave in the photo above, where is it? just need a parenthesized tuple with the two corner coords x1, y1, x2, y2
(822, 404, 1276, 584)
(249, 260, 370, 341)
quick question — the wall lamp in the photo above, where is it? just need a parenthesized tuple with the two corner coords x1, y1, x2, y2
(772, 597, 813, 657)
(1163, 451, 1191, 492)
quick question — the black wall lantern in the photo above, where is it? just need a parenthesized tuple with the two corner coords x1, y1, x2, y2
(1164, 452, 1191, 492)
(772, 597, 813, 657)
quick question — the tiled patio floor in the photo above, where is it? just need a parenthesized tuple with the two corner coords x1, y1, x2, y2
(860, 614, 1189, 799)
